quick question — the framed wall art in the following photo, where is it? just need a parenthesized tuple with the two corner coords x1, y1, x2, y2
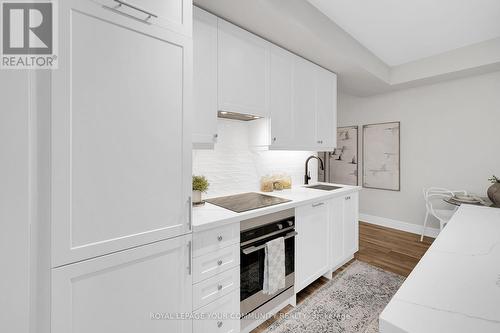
(362, 122, 400, 191)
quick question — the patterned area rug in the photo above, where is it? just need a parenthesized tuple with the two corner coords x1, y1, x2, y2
(264, 261, 404, 333)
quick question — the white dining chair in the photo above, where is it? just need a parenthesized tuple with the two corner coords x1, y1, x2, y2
(421, 187, 468, 241)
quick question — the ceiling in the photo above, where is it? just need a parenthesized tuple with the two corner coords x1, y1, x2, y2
(306, 0, 500, 66)
(195, 0, 500, 96)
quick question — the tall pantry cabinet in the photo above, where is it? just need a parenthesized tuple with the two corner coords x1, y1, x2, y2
(49, 0, 194, 332)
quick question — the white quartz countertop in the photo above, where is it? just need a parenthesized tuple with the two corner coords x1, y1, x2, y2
(380, 205, 500, 333)
(192, 183, 361, 232)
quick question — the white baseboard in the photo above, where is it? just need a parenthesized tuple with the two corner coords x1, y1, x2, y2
(359, 213, 440, 238)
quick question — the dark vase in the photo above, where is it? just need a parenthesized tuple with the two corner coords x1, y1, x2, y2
(487, 182, 500, 206)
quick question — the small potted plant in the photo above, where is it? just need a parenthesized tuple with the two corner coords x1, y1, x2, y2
(487, 175, 500, 206)
(192, 175, 209, 205)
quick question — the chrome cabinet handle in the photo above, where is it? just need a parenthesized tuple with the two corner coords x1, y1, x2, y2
(187, 241, 192, 275)
(345, 196, 351, 200)
(113, 0, 157, 19)
(217, 260, 223, 266)
(273, 137, 277, 142)
(217, 235, 223, 242)
(312, 202, 325, 207)
(217, 321, 223, 328)
(217, 284, 223, 291)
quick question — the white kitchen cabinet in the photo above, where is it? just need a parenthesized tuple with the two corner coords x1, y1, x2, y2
(330, 196, 344, 269)
(295, 200, 331, 292)
(292, 57, 317, 149)
(269, 45, 295, 148)
(315, 69, 337, 149)
(52, 0, 192, 267)
(193, 7, 218, 148)
(52, 234, 193, 333)
(343, 192, 359, 255)
(330, 193, 360, 270)
(94, 0, 192, 36)
(218, 19, 270, 117)
(249, 50, 338, 151)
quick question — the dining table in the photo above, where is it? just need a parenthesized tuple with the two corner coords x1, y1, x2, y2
(444, 196, 498, 208)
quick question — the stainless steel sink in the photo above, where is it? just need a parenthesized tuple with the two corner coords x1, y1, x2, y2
(305, 184, 343, 191)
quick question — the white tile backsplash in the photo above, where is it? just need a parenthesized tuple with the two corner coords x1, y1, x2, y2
(193, 119, 318, 197)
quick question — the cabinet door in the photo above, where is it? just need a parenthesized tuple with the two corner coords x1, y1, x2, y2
(218, 19, 269, 117)
(269, 45, 294, 148)
(193, 7, 218, 148)
(330, 197, 344, 269)
(343, 193, 359, 256)
(295, 201, 330, 292)
(316, 69, 337, 149)
(52, 234, 193, 333)
(292, 57, 317, 149)
(52, 0, 192, 267)
(94, 0, 192, 36)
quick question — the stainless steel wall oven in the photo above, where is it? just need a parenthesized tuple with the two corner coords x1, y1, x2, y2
(240, 209, 296, 317)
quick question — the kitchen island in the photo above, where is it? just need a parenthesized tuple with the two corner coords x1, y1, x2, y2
(380, 205, 500, 332)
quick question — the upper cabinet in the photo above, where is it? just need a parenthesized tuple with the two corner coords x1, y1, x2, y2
(52, 0, 192, 267)
(268, 45, 295, 148)
(193, 7, 218, 148)
(315, 66, 337, 149)
(192, 7, 337, 150)
(96, 0, 192, 36)
(265, 51, 337, 151)
(292, 57, 318, 149)
(218, 19, 270, 117)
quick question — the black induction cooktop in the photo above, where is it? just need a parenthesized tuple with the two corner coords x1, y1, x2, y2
(204, 192, 291, 213)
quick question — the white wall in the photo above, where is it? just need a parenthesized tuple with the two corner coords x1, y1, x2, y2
(193, 119, 318, 198)
(339, 71, 500, 229)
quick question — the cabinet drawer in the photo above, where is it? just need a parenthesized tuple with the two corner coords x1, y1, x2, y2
(193, 266, 240, 310)
(193, 291, 240, 333)
(193, 243, 240, 283)
(193, 223, 239, 257)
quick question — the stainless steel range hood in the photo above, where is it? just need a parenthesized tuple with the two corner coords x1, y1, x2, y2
(217, 110, 263, 121)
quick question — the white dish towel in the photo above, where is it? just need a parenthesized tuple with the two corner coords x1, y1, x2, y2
(263, 237, 286, 295)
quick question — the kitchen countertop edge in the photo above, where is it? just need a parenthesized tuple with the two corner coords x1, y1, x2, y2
(192, 183, 361, 232)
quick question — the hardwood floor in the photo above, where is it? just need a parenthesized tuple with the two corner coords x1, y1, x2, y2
(250, 222, 434, 333)
(355, 222, 434, 277)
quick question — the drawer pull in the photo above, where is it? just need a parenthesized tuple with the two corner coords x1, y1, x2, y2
(217, 284, 223, 291)
(217, 235, 223, 242)
(113, 0, 157, 19)
(217, 321, 223, 328)
(217, 260, 223, 266)
(312, 202, 325, 207)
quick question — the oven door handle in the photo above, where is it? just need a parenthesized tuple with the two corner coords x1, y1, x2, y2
(240, 225, 295, 247)
(241, 231, 298, 255)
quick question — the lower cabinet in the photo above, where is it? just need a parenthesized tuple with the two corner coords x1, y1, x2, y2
(296, 192, 360, 292)
(295, 200, 330, 293)
(192, 223, 241, 333)
(51, 234, 193, 333)
(331, 193, 360, 269)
